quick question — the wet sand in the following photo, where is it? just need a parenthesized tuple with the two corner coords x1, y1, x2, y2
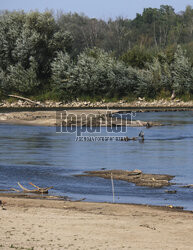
(0, 110, 115, 127)
(80, 169, 174, 188)
(0, 196, 193, 249)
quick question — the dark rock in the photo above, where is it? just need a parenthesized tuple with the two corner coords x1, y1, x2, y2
(181, 184, 193, 188)
(165, 190, 177, 194)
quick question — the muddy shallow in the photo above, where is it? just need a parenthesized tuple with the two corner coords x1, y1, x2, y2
(78, 169, 174, 188)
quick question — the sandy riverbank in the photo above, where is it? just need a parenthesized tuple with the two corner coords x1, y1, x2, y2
(0, 105, 192, 250)
(0, 196, 193, 250)
(0, 110, 160, 127)
(0, 110, 114, 127)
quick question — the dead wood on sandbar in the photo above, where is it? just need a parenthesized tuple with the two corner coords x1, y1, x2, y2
(11, 182, 53, 194)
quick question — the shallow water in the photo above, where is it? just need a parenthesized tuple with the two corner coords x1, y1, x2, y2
(0, 111, 193, 210)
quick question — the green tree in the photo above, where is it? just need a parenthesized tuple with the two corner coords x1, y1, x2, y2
(0, 11, 26, 70)
(69, 48, 136, 98)
(171, 45, 193, 94)
(51, 48, 139, 99)
(51, 51, 73, 99)
(120, 46, 153, 69)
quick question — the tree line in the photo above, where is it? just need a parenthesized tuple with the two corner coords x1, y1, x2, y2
(1, 6, 193, 101)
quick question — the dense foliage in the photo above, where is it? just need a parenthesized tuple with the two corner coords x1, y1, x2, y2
(1, 6, 193, 101)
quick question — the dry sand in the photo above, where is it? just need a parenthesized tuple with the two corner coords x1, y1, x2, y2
(0, 196, 193, 250)
(0, 110, 117, 127)
(0, 109, 161, 128)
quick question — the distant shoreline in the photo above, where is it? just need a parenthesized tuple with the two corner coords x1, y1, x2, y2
(1, 105, 193, 113)
(1, 99, 193, 112)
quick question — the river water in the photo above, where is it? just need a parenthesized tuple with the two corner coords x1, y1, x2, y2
(0, 111, 193, 210)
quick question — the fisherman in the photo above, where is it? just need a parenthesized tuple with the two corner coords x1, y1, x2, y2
(138, 131, 144, 141)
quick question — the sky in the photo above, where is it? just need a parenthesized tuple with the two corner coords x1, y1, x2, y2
(1, 0, 193, 20)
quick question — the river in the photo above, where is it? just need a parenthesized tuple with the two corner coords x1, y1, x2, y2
(0, 111, 193, 210)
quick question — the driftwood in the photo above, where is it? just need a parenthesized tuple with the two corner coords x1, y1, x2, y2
(171, 90, 176, 100)
(8, 94, 41, 106)
(11, 182, 53, 194)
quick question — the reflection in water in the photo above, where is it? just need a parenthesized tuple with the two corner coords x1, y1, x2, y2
(0, 111, 193, 210)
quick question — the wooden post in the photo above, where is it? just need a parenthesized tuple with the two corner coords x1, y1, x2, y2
(111, 173, 115, 203)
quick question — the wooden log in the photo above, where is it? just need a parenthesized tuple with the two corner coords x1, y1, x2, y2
(17, 182, 53, 194)
(8, 94, 41, 106)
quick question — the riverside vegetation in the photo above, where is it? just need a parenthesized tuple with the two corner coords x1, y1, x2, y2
(1, 6, 193, 102)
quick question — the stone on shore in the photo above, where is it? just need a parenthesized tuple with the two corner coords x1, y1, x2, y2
(1, 99, 193, 109)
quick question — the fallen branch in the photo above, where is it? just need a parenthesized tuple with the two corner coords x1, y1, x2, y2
(10, 188, 20, 192)
(17, 182, 53, 194)
(18, 182, 30, 192)
(29, 182, 53, 193)
(29, 182, 42, 189)
(7, 94, 41, 106)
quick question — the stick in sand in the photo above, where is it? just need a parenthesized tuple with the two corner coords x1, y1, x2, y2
(111, 173, 115, 203)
